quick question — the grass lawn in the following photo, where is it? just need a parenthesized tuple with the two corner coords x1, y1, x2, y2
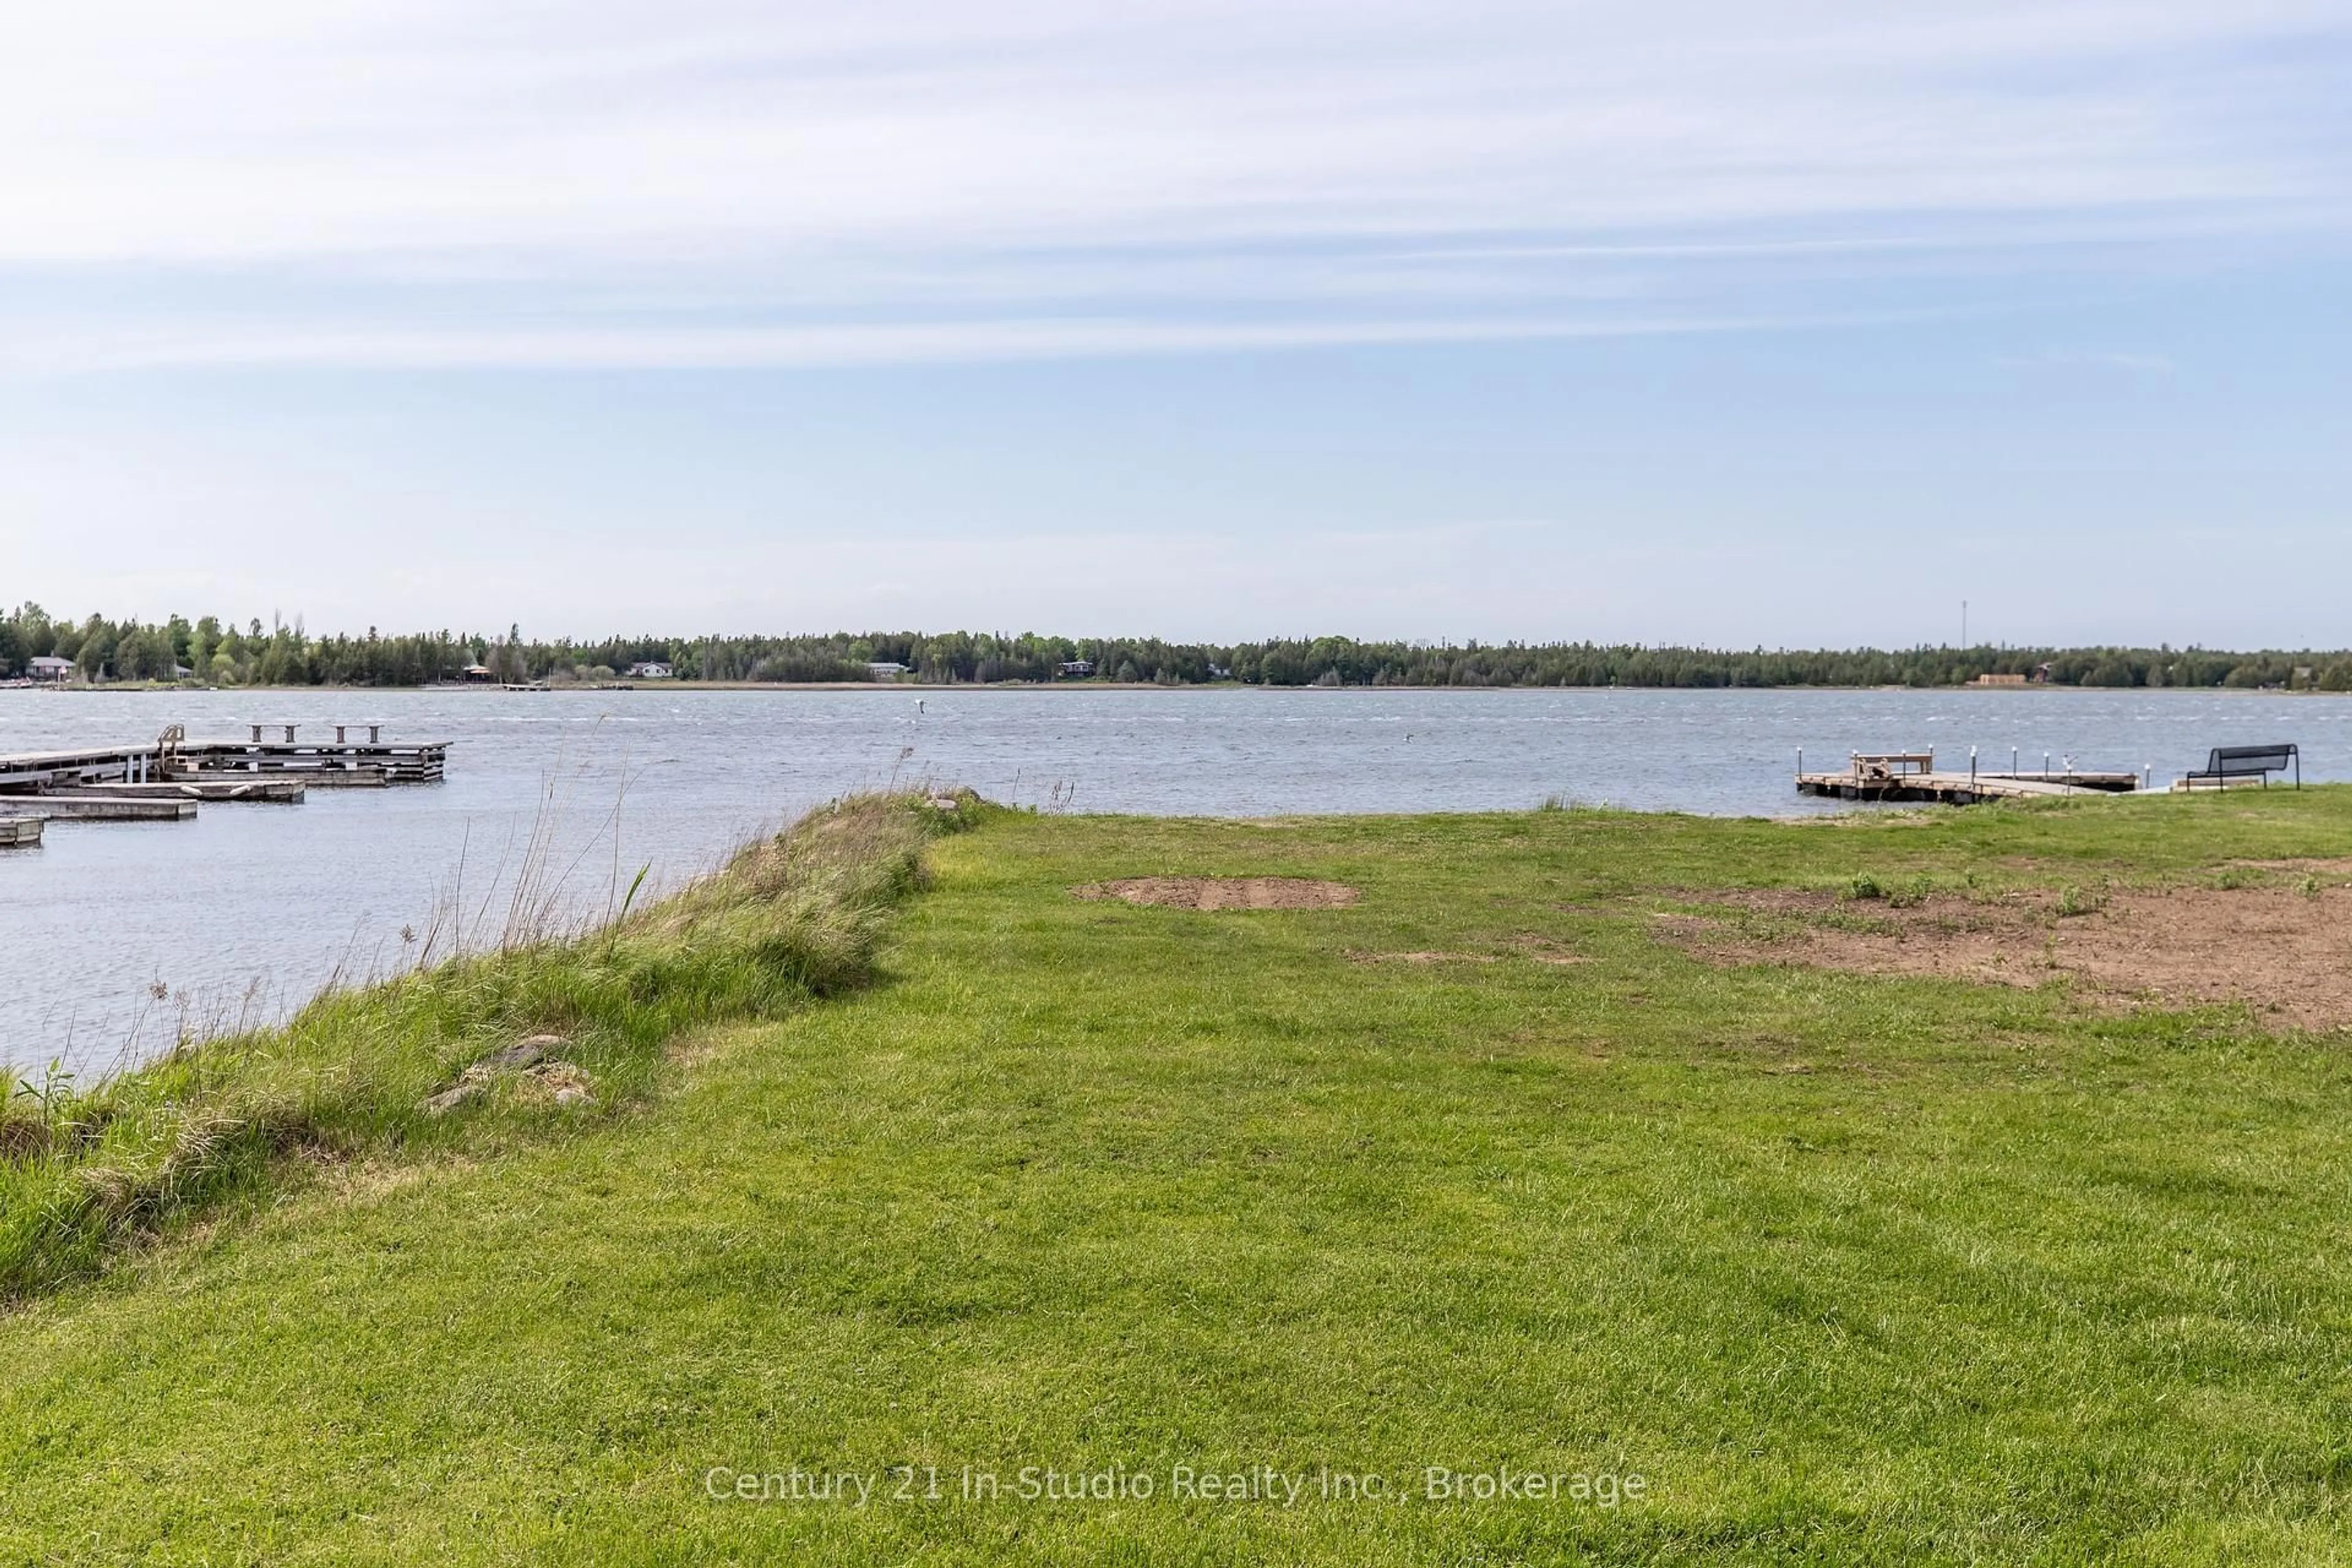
(7, 793, 2352, 1564)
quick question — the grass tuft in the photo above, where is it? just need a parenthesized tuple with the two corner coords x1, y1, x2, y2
(2056, 880, 2109, 918)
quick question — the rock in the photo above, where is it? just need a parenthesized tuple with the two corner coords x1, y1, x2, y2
(481, 1034, 567, 1071)
(524, 1061, 597, 1109)
(421, 1082, 483, 1117)
(428, 1048, 593, 1115)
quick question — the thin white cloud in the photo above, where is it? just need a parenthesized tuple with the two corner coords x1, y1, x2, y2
(0, 310, 1909, 377)
(0, 0, 2343, 368)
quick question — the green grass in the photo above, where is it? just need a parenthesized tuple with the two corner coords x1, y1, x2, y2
(8, 789, 2352, 1563)
(0, 791, 957, 1298)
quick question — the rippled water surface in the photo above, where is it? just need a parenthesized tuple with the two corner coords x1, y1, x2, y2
(4, 685, 2343, 1071)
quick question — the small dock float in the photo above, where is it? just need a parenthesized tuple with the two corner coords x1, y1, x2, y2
(18, 796, 198, 821)
(0, 816, 44, 847)
(1798, 751, 2137, 805)
(62, 778, 308, 804)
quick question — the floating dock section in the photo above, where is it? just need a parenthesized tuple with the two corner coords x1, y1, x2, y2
(15, 796, 198, 821)
(0, 723, 447, 840)
(61, 778, 307, 803)
(1798, 751, 2136, 805)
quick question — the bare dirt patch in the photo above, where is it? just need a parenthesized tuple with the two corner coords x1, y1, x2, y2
(1348, 949, 1498, 965)
(1345, 933, 1586, 967)
(1073, 876, 1360, 911)
(1654, 881, 2352, 1031)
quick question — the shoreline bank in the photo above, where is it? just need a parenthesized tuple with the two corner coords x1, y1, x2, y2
(0, 791, 965, 1300)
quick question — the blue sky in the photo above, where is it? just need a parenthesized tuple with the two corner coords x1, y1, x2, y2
(2, 0, 2347, 646)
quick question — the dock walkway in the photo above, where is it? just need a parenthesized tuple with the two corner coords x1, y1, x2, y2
(1798, 751, 2137, 805)
(9, 796, 199, 821)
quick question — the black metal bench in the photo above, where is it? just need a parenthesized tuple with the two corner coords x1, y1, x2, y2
(2187, 744, 2299, 789)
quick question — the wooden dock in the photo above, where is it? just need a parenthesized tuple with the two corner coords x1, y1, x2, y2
(0, 723, 447, 837)
(62, 778, 308, 803)
(1798, 752, 2137, 805)
(165, 726, 445, 783)
(0, 744, 172, 793)
(20, 795, 199, 821)
(169, 751, 406, 785)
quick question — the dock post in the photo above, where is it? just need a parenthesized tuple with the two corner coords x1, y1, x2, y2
(368, 725, 382, 744)
(282, 724, 297, 744)
(250, 724, 263, 744)
(1970, 747, 1977, 788)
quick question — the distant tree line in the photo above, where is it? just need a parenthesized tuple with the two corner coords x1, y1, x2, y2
(4, 603, 2348, 691)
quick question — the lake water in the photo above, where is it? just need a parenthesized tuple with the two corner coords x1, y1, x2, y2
(4, 685, 2343, 1074)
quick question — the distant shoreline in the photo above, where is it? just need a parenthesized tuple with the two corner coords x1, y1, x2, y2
(8, 679, 2346, 697)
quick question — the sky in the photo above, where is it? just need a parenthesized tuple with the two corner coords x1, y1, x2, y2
(2, 0, 2348, 647)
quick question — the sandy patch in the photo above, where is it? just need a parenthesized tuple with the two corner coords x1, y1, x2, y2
(1654, 881, 2352, 1030)
(1348, 950, 1498, 965)
(1073, 876, 1360, 911)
